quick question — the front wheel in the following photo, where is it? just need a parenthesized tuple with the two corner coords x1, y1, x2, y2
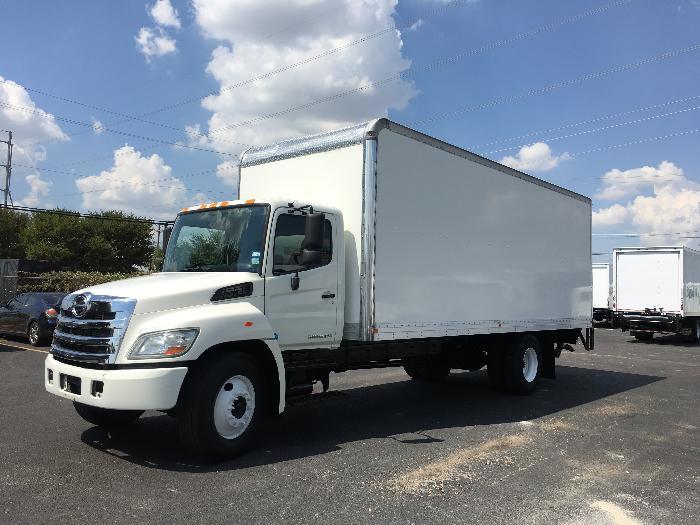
(177, 353, 263, 461)
(73, 402, 144, 427)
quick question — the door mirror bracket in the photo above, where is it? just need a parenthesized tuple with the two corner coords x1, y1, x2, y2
(291, 271, 300, 291)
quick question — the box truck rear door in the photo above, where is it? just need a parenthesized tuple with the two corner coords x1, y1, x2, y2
(616, 250, 681, 312)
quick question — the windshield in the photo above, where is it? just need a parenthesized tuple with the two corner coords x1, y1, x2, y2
(163, 205, 269, 273)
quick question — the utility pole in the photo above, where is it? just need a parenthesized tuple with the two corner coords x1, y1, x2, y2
(0, 131, 13, 207)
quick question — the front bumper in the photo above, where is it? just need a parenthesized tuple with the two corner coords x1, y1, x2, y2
(44, 354, 188, 410)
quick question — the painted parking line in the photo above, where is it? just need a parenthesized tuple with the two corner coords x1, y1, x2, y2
(0, 340, 49, 354)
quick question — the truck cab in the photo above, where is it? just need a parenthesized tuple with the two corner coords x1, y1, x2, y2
(46, 198, 341, 458)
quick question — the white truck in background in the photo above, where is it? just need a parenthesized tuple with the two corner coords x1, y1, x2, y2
(592, 263, 612, 326)
(44, 119, 593, 460)
(613, 246, 700, 341)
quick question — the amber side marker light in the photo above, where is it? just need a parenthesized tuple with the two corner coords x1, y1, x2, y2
(163, 345, 188, 356)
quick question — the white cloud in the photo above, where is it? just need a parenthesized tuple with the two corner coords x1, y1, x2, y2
(595, 161, 685, 201)
(0, 76, 69, 206)
(75, 145, 187, 218)
(91, 117, 105, 135)
(150, 0, 181, 29)
(216, 160, 239, 190)
(16, 173, 52, 207)
(592, 161, 700, 248)
(0, 76, 68, 163)
(135, 27, 177, 62)
(628, 185, 700, 244)
(189, 0, 417, 168)
(592, 203, 629, 227)
(499, 142, 571, 173)
(408, 18, 424, 31)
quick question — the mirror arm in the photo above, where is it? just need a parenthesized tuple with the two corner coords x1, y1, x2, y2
(291, 271, 300, 291)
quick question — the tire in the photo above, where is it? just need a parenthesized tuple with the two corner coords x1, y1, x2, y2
(27, 321, 44, 347)
(633, 332, 653, 342)
(502, 334, 542, 395)
(177, 353, 263, 461)
(403, 358, 451, 382)
(73, 402, 144, 427)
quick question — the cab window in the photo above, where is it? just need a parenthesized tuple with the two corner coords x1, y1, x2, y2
(272, 214, 332, 275)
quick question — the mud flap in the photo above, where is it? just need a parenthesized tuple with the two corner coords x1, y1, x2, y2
(575, 327, 595, 351)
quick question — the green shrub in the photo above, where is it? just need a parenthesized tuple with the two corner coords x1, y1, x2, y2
(17, 271, 145, 294)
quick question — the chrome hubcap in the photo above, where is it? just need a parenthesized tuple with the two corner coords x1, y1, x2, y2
(29, 324, 38, 343)
(213, 375, 255, 440)
(522, 347, 538, 383)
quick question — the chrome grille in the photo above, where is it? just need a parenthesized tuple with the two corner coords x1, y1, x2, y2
(51, 294, 136, 365)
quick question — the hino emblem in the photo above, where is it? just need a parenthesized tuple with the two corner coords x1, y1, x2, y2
(70, 294, 90, 318)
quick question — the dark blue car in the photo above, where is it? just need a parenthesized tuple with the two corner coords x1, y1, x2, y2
(0, 292, 66, 346)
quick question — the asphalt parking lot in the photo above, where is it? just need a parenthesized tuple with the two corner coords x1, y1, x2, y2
(1, 329, 697, 524)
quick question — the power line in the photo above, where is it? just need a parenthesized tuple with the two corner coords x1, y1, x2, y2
(416, 43, 700, 126)
(482, 105, 700, 155)
(471, 94, 700, 149)
(4, 204, 172, 225)
(204, 0, 636, 138)
(12, 162, 236, 195)
(567, 128, 699, 157)
(186, 40, 699, 142)
(0, 101, 246, 154)
(11, 0, 633, 157)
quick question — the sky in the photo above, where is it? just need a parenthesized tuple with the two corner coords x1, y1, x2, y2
(0, 0, 699, 263)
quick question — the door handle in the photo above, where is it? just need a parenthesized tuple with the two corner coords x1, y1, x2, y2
(321, 292, 335, 299)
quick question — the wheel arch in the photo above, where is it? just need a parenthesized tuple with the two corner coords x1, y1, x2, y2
(178, 338, 286, 416)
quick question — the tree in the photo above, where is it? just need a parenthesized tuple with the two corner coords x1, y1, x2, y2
(20, 209, 155, 272)
(0, 208, 28, 259)
(80, 211, 155, 272)
(21, 209, 84, 268)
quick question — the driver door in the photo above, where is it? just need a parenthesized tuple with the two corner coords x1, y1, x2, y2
(265, 209, 339, 350)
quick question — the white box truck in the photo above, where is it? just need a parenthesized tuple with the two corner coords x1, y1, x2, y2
(592, 263, 612, 325)
(45, 119, 593, 459)
(613, 246, 700, 341)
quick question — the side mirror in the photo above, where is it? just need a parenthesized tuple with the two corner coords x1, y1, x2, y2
(303, 212, 324, 251)
(300, 212, 324, 268)
(162, 225, 173, 251)
(300, 249, 322, 266)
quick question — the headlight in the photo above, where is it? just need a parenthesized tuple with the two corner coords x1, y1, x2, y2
(128, 329, 199, 359)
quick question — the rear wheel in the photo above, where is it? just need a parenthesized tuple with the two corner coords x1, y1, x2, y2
(177, 353, 263, 461)
(403, 358, 451, 382)
(502, 334, 542, 395)
(73, 402, 144, 427)
(28, 321, 44, 347)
